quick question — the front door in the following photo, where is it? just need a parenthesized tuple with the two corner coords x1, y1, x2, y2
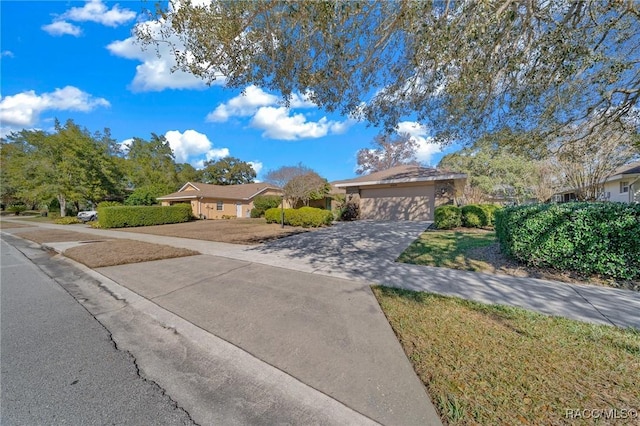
(236, 203, 243, 218)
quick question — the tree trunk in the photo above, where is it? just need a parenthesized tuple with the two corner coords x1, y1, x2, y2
(58, 195, 66, 217)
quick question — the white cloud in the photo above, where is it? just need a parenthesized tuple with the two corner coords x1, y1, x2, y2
(42, 1, 136, 37)
(107, 19, 221, 92)
(248, 161, 263, 175)
(207, 86, 319, 123)
(1, 50, 15, 58)
(250, 106, 350, 140)
(208, 85, 351, 140)
(165, 129, 217, 163)
(42, 21, 82, 37)
(119, 138, 134, 154)
(63, 0, 136, 27)
(205, 148, 230, 161)
(397, 121, 442, 165)
(289, 92, 317, 109)
(206, 85, 279, 122)
(0, 86, 110, 127)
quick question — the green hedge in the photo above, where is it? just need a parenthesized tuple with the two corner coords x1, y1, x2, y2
(495, 202, 640, 280)
(98, 204, 193, 228)
(265, 206, 332, 228)
(461, 205, 487, 228)
(434, 205, 461, 229)
(480, 204, 501, 226)
(251, 195, 282, 218)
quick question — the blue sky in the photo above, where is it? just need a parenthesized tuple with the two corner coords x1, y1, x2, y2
(1, 0, 455, 182)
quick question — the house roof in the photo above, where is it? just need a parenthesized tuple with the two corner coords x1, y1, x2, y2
(333, 165, 466, 188)
(157, 182, 282, 201)
(606, 161, 640, 181)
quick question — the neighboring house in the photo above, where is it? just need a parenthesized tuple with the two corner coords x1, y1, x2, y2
(552, 161, 640, 204)
(333, 165, 467, 221)
(306, 184, 346, 211)
(602, 161, 640, 203)
(157, 182, 283, 219)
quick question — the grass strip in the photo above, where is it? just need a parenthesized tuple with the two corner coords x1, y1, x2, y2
(373, 286, 640, 425)
(64, 239, 200, 268)
(397, 229, 496, 271)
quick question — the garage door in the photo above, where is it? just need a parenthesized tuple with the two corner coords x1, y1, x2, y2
(360, 185, 435, 220)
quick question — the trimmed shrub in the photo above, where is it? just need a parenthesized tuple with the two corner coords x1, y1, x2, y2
(264, 206, 332, 227)
(98, 204, 193, 228)
(54, 217, 82, 225)
(434, 205, 461, 229)
(479, 204, 501, 227)
(461, 205, 488, 228)
(251, 195, 282, 218)
(97, 201, 122, 208)
(339, 201, 359, 221)
(7, 204, 27, 215)
(495, 202, 640, 280)
(125, 184, 174, 206)
(265, 207, 282, 224)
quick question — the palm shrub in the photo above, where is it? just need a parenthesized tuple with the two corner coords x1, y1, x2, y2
(434, 205, 461, 229)
(495, 202, 640, 280)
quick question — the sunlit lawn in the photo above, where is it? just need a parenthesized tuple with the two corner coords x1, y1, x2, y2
(374, 286, 640, 425)
(397, 229, 496, 271)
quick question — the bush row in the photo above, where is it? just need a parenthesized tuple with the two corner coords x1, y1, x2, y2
(434, 204, 501, 229)
(495, 202, 640, 280)
(98, 204, 193, 228)
(264, 206, 333, 228)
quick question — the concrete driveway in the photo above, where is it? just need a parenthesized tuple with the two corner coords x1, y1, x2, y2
(248, 220, 432, 273)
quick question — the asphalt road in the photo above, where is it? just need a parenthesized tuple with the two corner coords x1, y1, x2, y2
(0, 238, 195, 426)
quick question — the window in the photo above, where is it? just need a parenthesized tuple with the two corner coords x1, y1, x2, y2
(216, 201, 223, 210)
(620, 181, 629, 193)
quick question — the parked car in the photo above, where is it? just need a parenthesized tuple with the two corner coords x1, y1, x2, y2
(77, 210, 98, 222)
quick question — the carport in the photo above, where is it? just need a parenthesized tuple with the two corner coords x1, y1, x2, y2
(333, 165, 466, 221)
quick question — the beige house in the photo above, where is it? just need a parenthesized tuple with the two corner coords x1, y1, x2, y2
(157, 182, 283, 219)
(333, 165, 467, 221)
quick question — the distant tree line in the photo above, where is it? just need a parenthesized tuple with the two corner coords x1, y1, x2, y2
(0, 119, 258, 216)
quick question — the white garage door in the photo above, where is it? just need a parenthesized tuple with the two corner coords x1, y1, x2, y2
(360, 185, 435, 220)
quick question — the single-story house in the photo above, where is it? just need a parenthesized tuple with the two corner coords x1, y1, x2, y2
(602, 161, 640, 203)
(552, 161, 640, 203)
(306, 184, 346, 211)
(333, 165, 467, 221)
(157, 182, 283, 219)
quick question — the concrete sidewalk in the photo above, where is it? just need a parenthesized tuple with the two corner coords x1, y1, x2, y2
(1, 221, 443, 425)
(8, 219, 638, 329)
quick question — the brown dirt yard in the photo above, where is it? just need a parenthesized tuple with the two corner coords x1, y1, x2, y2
(14, 229, 199, 268)
(0, 219, 35, 229)
(113, 218, 312, 245)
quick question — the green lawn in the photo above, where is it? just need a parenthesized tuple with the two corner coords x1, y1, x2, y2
(397, 229, 497, 271)
(373, 287, 640, 425)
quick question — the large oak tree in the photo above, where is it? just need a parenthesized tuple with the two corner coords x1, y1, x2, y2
(138, 1, 639, 147)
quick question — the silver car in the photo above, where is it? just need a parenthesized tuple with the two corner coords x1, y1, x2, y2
(77, 210, 98, 222)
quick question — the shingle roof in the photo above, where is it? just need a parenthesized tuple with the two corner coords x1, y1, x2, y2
(609, 161, 640, 178)
(333, 165, 466, 187)
(157, 182, 282, 201)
